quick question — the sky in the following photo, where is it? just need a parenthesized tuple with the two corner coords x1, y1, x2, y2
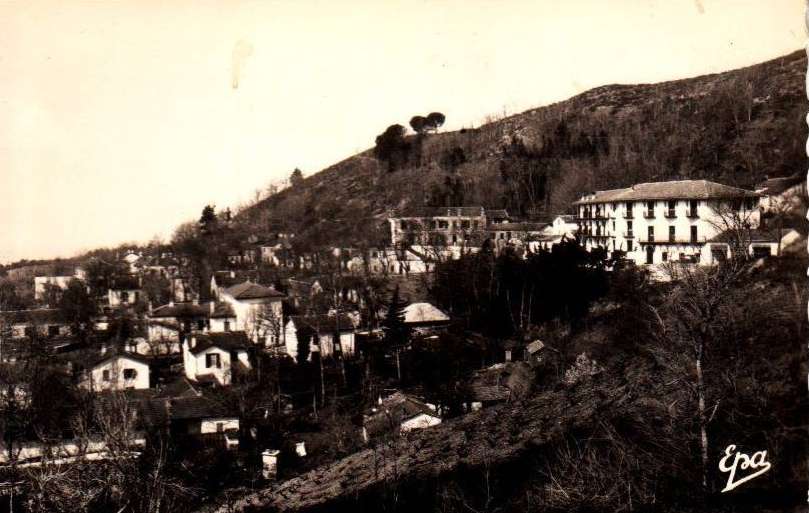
(0, 0, 805, 264)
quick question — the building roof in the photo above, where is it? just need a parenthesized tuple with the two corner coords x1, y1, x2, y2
(486, 209, 510, 221)
(486, 222, 548, 232)
(403, 302, 450, 325)
(363, 392, 439, 436)
(574, 180, 760, 205)
(708, 228, 787, 244)
(223, 281, 285, 300)
(393, 206, 486, 218)
(188, 331, 251, 355)
(756, 174, 804, 195)
(85, 350, 152, 370)
(138, 395, 238, 425)
(468, 362, 535, 403)
(289, 314, 355, 334)
(526, 339, 545, 354)
(0, 308, 66, 325)
(212, 270, 259, 289)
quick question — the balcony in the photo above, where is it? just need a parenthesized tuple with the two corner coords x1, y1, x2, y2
(624, 212, 634, 219)
(664, 210, 677, 219)
(644, 212, 655, 219)
(687, 210, 699, 218)
(624, 232, 634, 239)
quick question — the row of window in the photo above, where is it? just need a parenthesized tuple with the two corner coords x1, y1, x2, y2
(399, 219, 479, 231)
(581, 222, 699, 243)
(581, 198, 756, 220)
(101, 368, 138, 381)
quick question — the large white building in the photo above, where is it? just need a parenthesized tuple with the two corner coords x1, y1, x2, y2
(574, 180, 764, 266)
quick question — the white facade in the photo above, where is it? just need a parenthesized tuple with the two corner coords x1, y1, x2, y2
(33, 276, 75, 301)
(400, 412, 442, 432)
(284, 318, 356, 362)
(200, 417, 240, 434)
(182, 339, 250, 386)
(81, 355, 150, 391)
(108, 288, 140, 307)
(576, 181, 761, 267)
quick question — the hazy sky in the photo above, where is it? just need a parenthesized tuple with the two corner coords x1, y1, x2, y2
(0, 0, 804, 264)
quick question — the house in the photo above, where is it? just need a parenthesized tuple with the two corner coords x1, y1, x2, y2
(361, 391, 441, 442)
(79, 352, 151, 391)
(33, 274, 83, 302)
(284, 278, 324, 310)
(218, 281, 285, 347)
(138, 394, 240, 449)
(574, 180, 762, 266)
(284, 314, 356, 362)
(0, 308, 71, 340)
(210, 270, 259, 297)
(466, 362, 535, 411)
(182, 331, 252, 386)
(755, 173, 806, 215)
(702, 227, 802, 264)
(108, 275, 142, 307)
(402, 302, 450, 334)
(542, 215, 578, 243)
(388, 206, 488, 246)
(146, 300, 236, 344)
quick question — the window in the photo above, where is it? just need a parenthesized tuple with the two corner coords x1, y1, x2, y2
(206, 353, 221, 369)
(224, 320, 230, 332)
(669, 226, 675, 242)
(461, 220, 470, 229)
(667, 200, 676, 218)
(121, 291, 129, 303)
(662, 251, 668, 262)
(102, 370, 111, 382)
(24, 326, 35, 338)
(690, 225, 698, 243)
(646, 245, 654, 264)
(626, 220, 633, 238)
(689, 200, 698, 217)
(645, 201, 655, 218)
(752, 246, 772, 259)
(625, 201, 634, 218)
(647, 226, 655, 242)
(197, 319, 206, 331)
(48, 325, 59, 337)
(626, 240, 633, 252)
(123, 368, 137, 380)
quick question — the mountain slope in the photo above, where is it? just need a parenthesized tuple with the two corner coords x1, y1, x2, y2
(238, 50, 805, 249)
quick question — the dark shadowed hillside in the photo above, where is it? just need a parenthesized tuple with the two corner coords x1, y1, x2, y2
(238, 50, 805, 248)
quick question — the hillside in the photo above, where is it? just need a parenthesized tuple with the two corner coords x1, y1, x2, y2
(237, 50, 805, 249)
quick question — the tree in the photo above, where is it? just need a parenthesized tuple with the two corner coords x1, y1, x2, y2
(374, 124, 410, 172)
(199, 205, 218, 233)
(409, 115, 428, 134)
(290, 168, 304, 188)
(58, 279, 97, 342)
(382, 286, 411, 380)
(425, 112, 446, 132)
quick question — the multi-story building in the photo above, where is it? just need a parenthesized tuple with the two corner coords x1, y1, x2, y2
(388, 207, 489, 246)
(574, 180, 762, 266)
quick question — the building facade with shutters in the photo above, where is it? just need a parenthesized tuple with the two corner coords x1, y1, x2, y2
(574, 180, 762, 266)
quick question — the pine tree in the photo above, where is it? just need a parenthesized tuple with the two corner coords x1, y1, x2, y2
(382, 286, 410, 347)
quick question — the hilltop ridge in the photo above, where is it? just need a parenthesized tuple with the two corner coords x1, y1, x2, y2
(235, 50, 805, 249)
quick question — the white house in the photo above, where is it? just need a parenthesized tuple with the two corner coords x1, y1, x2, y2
(182, 331, 252, 386)
(574, 180, 762, 266)
(218, 281, 285, 347)
(108, 276, 141, 307)
(0, 309, 71, 340)
(34, 274, 83, 302)
(284, 314, 356, 362)
(401, 302, 451, 334)
(80, 352, 151, 391)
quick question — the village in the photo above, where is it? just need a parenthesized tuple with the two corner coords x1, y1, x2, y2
(0, 168, 804, 494)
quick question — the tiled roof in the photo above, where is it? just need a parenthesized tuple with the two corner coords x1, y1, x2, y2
(402, 303, 450, 324)
(188, 331, 251, 355)
(223, 281, 285, 300)
(290, 314, 355, 334)
(156, 377, 201, 399)
(85, 350, 152, 370)
(756, 174, 804, 195)
(363, 392, 438, 436)
(212, 270, 258, 289)
(574, 180, 760, 204)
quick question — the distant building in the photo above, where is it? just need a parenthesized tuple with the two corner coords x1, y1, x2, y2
(401, 302, 450, 334)
(217, 281, 285, 347)
(574, 180, 762, 266)
(284, 314, 356, 362)
(0, 308, 71, 340)
(388, 206, 488, 246)
(108, 275, 142, 307)
(146, 300, 236, 344)
(34, 274, 83, 302)
(755, 173, 806, 214)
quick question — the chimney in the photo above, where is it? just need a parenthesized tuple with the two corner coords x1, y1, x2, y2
(100, 344, 108, 355)
(295, 442, 307, 457)
(209, 301, 215, 315)
(262, 449, 280, 480)
(169, 300, 174, 307)
(189, 336, 196, 349)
